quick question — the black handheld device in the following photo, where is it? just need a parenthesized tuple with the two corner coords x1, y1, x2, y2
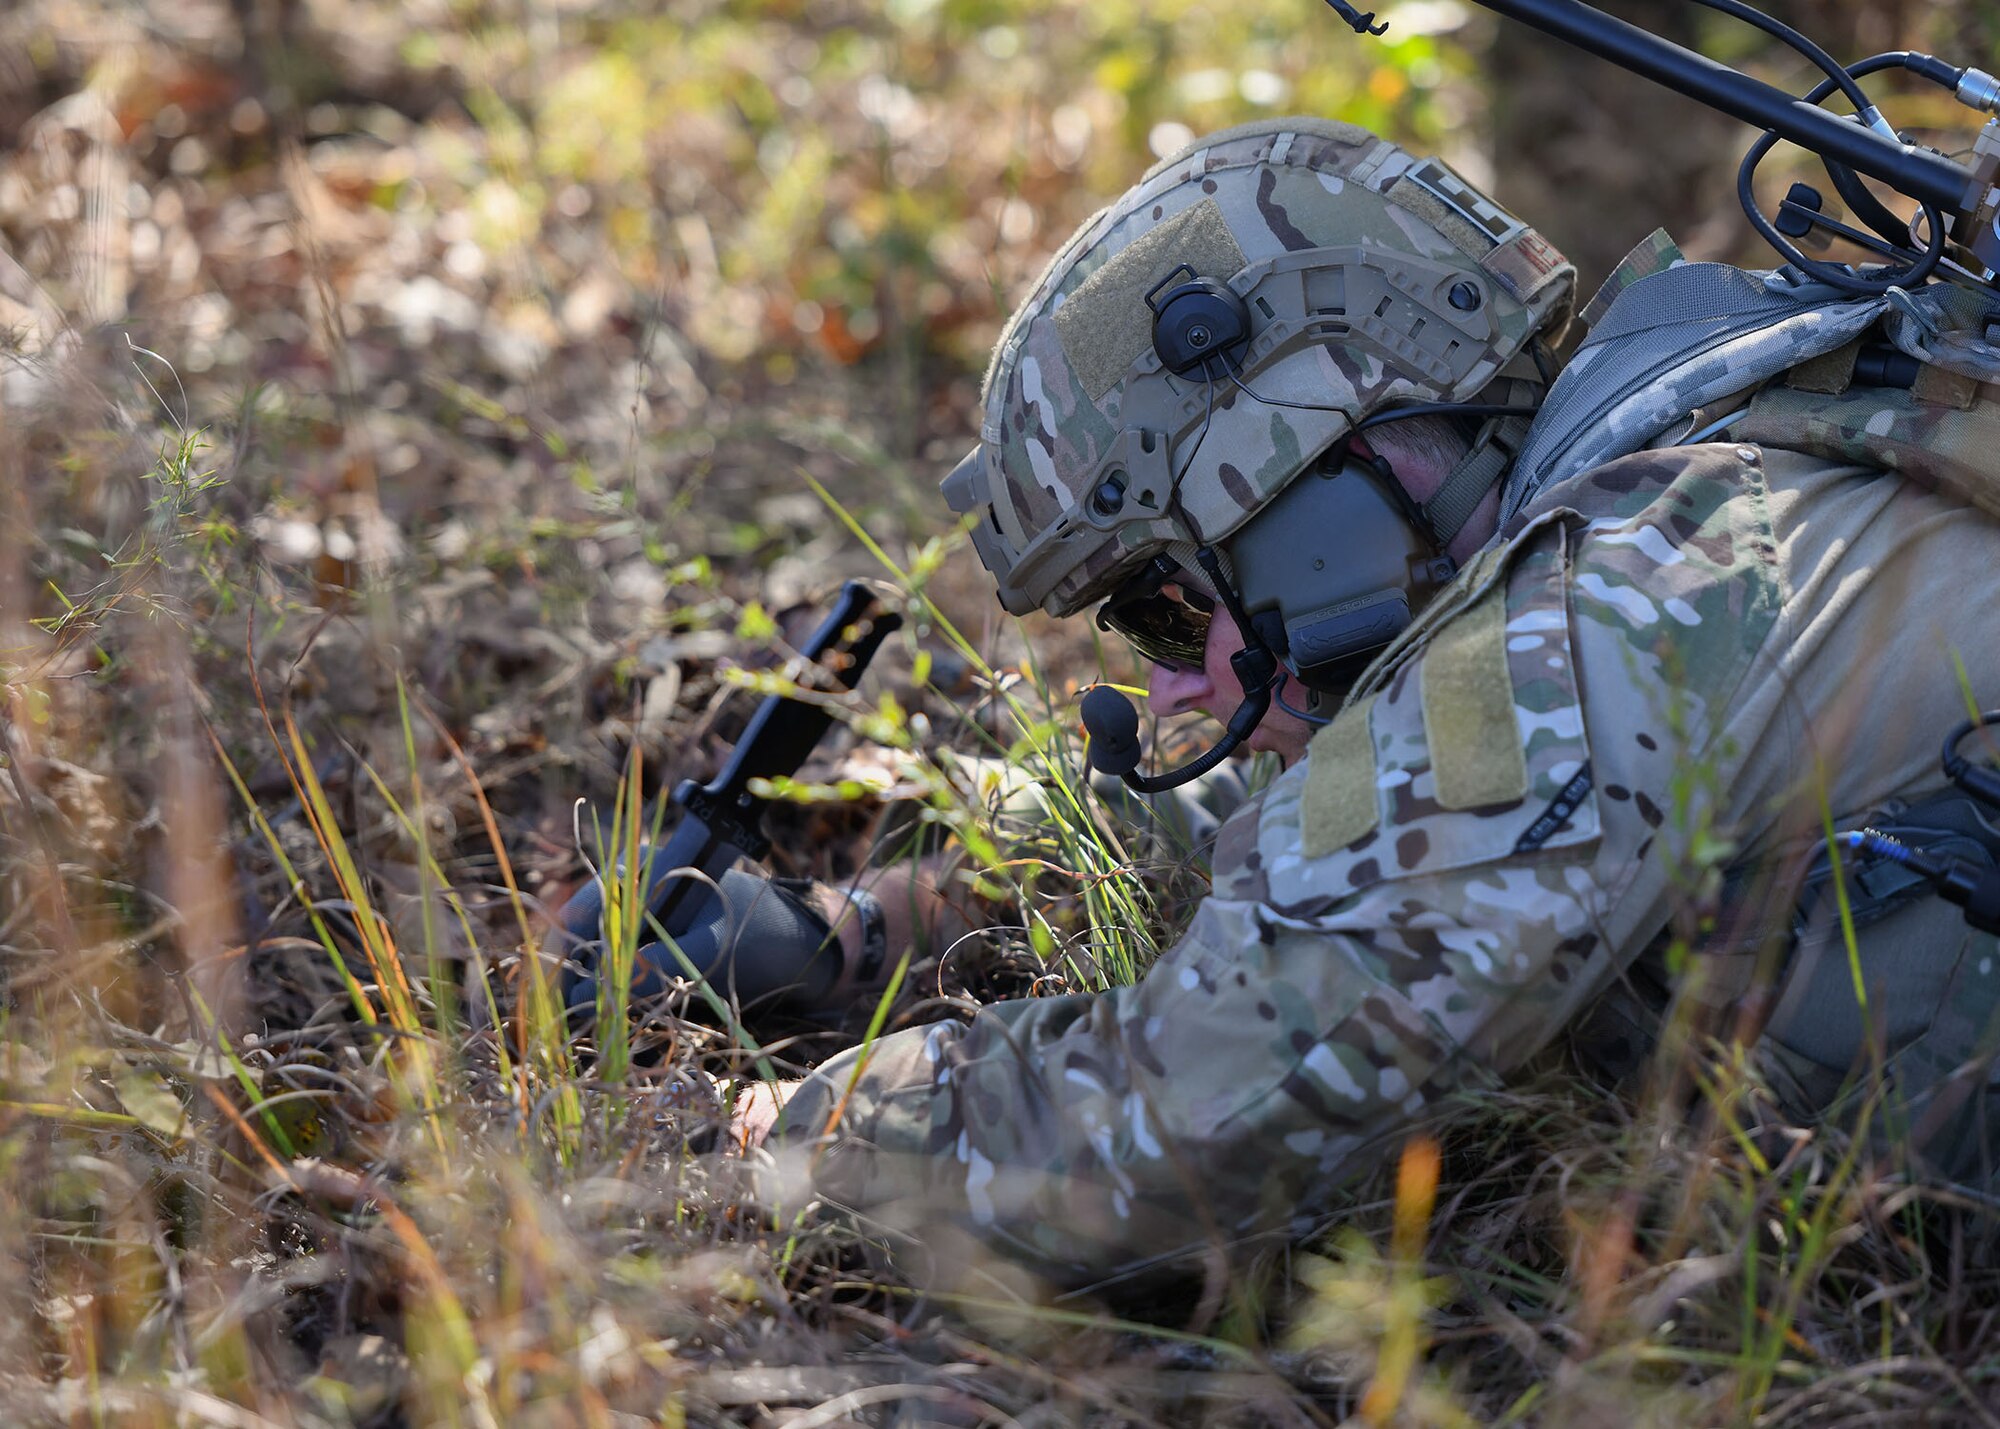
(555, 582, 902, 1002)
(644, 582, 901, 938)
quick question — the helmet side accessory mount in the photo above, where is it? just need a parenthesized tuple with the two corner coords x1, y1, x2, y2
(1083, 251, 1547, 784)
(1147, 263, 1254, 377)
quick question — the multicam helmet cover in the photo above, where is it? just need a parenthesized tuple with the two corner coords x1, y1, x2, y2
(943, 117, 1576, 617)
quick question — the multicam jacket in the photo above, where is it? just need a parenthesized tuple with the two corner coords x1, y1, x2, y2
(776, 439, 2000, 1291)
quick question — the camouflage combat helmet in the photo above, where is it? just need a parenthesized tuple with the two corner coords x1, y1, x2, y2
(943, 117, 1576, 639)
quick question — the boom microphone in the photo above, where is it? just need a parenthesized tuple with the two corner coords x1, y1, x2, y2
(1081, 685, 1145, 776)
(1084, 543, 1282, 793)
(1081, 659, 1275, 794)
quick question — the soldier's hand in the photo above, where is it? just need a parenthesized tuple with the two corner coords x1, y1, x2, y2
(730, 1078, 802, 1151)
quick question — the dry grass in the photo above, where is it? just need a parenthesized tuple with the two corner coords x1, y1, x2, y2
(4, 1, 2000, 1425)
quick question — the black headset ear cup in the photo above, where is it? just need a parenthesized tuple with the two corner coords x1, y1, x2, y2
(1146, 264, 1252, 378)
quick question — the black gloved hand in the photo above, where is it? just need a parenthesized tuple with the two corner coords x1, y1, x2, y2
(558, 860, 846, 1023)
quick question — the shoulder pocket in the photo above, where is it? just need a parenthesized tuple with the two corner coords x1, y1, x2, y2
(1261, 522, 1600, 904)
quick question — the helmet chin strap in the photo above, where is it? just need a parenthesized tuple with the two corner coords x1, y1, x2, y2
(1082, 545, 1283, 794)
(1416, 409, 1535, 548)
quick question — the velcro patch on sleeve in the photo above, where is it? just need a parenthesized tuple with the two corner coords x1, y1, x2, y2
(1301, 692, 1380, 859)
(1420, 583, 1529, 810)
(1054, 198, 1248, 402)
(1913, 361, 1979, 410)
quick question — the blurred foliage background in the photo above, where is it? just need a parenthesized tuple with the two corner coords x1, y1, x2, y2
(8, 0, 1998, 567)
(0, 0, 1599, 897)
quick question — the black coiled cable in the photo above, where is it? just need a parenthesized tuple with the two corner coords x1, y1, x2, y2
(1736, 51, 1963, 294)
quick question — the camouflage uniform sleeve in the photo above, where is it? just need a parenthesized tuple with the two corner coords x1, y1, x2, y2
(777, 445, 1781, 1289)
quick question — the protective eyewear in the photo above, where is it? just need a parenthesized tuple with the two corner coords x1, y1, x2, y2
(1096, 558, 1216, 669)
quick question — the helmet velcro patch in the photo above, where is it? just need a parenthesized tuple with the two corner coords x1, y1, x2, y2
(1385, 174, 1495, 262)
(1386, 158, 1526, 259)
(1054, 198, 1247, 401)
